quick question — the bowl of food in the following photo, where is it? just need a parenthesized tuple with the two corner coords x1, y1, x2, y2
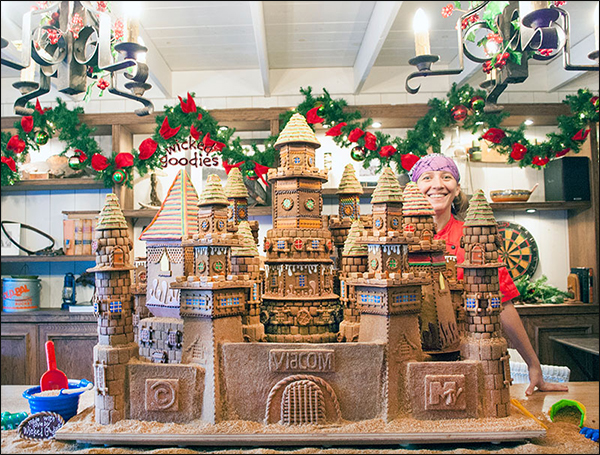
(490, 184, 538, 202)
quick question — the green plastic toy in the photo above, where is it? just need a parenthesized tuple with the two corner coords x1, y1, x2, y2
(549, 399, 587, 428)
(1, 411, 29, 430)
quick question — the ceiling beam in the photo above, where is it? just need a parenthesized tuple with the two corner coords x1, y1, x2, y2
(546, 34, 597, 92)
(353, 1, 403, 94)
(249, 1, 270, 96)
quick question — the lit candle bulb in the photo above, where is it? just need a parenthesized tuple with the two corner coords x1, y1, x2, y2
(413, 8, 431, 56)
(125, 17, 140, 43)
(20, 56, 38, 82)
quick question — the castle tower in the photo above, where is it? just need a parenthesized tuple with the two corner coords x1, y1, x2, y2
(403, 182, 459, 353)
(337, 219, 368, 342)
(348, 166, 428, 421)
(139, 169, 199, 318)
(88, 193, 138, 425)
(224, 167, 249, 225)
(172, 174, 250, 423)
(262, 113, 339, 342)
(459, 190, 512, 418)
(231, 220, 265, 341)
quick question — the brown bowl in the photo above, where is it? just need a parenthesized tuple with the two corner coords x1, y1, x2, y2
(490, 189, 532, 202)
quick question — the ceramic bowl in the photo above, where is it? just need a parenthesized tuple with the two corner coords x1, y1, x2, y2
(489, 189, 533, 202)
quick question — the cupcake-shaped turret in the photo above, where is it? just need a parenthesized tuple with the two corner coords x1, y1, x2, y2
(370, 166, 404, 237)
(224, 167, 249, 225)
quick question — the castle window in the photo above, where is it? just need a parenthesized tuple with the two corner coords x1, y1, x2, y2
(293, 156, 301, 165)
(387, 257, 398, 270)
(213, 261, 224, 273)
(391, 218, 399, 229)
(252, 283, 258, 300)
(340, 280, 346, 299)
(374, 217, 383, 229)
(277, 240, 286, 250)
(112, 247, 125, 266)
(294, 238, 304, 251)
(201, 219, 210, 231)
(311, 240, 319, 249)
(271, 274, 278, 288)
(422, 229, 432, 241)
(470, 244, 484, 265)
(197, 261, 206, 274)
(490, 297, 501, 309)
(217, 220, 225, 231)
(159, 249, 171, 276)
(466, 297, 477, 309)
(282, 198, 294, 211)
(109, 301, 122, 313)
(304, 198, 315, 211)
(297, 274, 306, 287)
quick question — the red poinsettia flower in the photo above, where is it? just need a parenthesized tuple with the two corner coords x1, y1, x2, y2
(203, 133, 216, 150)
(532, 156, 549, 166)
(7, 135, 26, 154)
(325, 122, 347, 137)
(306, 105, 324, 124)
(74, 149, 87, 163)
(190, 125, 201, 141)
(223, 161, 244, 175)
(572, 128, 590, 142)
(378, 145, 397, 158)
(20, 116, 34, 133)
(482, 128, 506, 144)
(178, 92, 197, 114)
(441, 4, 454, 18)
(510, 143, 528, 161)
(91, 153, 109, 171)
(1, 156, 17, 172)
(254, 161, 271, 187)
(364, 132, 377, 151)
(159, 117, 181, 140)
(555, 147, 570, 157)
(348, 128, 365, 142)
(115, 152, 134, 168)
(400, 153, 420, 171)
(138, 138, 158, 160)
(213, 140, 226, 152)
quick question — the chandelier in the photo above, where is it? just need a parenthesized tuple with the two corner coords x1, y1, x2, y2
(0, 1, 154, 116)
(406, 1, 599, 111)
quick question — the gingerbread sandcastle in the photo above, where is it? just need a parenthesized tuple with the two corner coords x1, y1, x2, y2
(85, 114, 517, 431)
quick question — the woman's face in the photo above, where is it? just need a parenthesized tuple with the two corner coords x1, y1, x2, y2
(416, 170, 461, 215)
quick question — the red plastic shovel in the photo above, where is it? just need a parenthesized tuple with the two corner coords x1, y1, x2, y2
(40, 340, 69, 391)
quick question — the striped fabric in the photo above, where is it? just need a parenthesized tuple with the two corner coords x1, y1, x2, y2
(139, 169, 200, 241)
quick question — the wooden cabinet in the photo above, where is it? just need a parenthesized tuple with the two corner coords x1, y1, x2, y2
(514, 303, 599, 381)
(1, 310, 97, 385)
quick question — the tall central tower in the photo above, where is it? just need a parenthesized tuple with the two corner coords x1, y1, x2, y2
(262, 113, 339, 342)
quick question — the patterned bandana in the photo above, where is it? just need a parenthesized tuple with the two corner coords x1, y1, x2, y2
(409, 153, 460, 183)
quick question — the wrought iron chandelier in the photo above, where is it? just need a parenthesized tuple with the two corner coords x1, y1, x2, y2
(0, 1, 154, 116)
(406, 1, 599, 111)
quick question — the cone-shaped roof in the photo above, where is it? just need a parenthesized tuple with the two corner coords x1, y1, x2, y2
(274, 113, 321, 150)
(224, 167, 249, 199)
(342, 219, 367, 256)
(198, 174, 228, 207)
(231, 221, 259, 257)
(371, 166, 403, 204)
(139, 169, 200, 241)
(402, 181, 435, 216)
(338, 163, 364, 195)
(96, 193, 128, 230)
(464, 189, 496, 226)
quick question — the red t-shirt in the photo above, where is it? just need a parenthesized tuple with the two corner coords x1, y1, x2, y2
(435, 215, 519, 303)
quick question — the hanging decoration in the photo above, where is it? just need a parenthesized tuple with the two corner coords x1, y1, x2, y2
(2, 85, 597, 188)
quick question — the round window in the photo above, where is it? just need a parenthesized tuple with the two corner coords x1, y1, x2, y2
(201, 220, 210, 231)
(282, 198, 294, 211)
(374, 217, 383, 229)
(305, 198, 315, 211)
(217, 220, 225, 231)
(213, 261, 224, 273)
(343, 205, 353, 216)
(387, 257, 398, 270)
(197, 261, 206, 273)
(370, 258, 378, 269)
(391, 218, 399, 229)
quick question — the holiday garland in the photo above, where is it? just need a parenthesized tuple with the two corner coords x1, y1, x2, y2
(2, 84, 597, 187)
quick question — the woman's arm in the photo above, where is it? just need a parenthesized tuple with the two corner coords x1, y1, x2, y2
(500, 301, 569, 395)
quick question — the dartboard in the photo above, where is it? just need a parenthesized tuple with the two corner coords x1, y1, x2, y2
(497, 221, 539, 280)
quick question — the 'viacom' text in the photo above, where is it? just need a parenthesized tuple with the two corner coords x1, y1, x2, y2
(160, 136, 221, 168)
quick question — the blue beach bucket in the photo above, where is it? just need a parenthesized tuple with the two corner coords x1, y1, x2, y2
(22, 379, 93, 422)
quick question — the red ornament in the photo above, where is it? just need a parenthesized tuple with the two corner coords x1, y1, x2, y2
(379, 145, 397, 158)
(21, 116, 34, 133)
(91, 153, 109, 171)
(510, 143, 528, 161)
(1, 156, 17, 172)
(482, 128, 506, 144)
(178, 92, 196, 114)
(572, 128, 590, 142)
(7, 135, 26, 154)
(306, 105, 324, 124)
(532, 156, 549, 166)
(69, 12, 84, 39)
(451, 105, 468, 122)
(486, 33, 503, 44)
(325, 122, 346, 137)
(364, 132, 377, 151)
(400, 153, 420, 171)
(115, 152, 134, 168)
(348, 128, 365, 142)
(441, 4, 454, 18)
(139, 138, 158, 160)
(159, 117, 180, 140)
(190, 125, 201, 141)
(97, 78, 109, 90)
(591, 96, 599, 110)
(482, 61, 493, 74)
(470, 96, 484, 111)
(74, 149, 87, 163)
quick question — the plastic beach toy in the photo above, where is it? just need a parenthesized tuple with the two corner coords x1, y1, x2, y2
(549, 399, 587, 428)
(23, 379, 93, 422)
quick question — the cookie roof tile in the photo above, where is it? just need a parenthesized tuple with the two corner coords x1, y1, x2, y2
(274, 113, 321, 150)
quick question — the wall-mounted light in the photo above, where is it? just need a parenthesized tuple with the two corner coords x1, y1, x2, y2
(371, 122, 382, 128)
(524, 119, 534, 126)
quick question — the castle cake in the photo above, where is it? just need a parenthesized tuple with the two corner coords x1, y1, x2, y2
(82, 113, 520, 432)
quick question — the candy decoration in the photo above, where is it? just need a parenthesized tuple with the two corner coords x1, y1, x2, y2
(451, 105, 468, 122)
(35, 131, 49, 145)
(112, 169, 128, 185)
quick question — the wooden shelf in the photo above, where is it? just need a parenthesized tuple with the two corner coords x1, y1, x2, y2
(1, 178, 106, 192)
(490, 201, 590, 211)
(1, 255, 96, 263)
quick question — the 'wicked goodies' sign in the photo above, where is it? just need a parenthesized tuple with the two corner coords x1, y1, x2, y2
(18, 412, 65, 440)
(160, 136, 222, 169)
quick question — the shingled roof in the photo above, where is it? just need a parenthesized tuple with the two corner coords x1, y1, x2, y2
(231, 221, 259, 257)
(402, 181, 434, 216)
(371, 166, 403, 204)
(198, 174, 229, 207)
(139, 169, 200, 241)
(273, 113, 320, 150)
(342, 219, 367, 256)
(224, 167, 249, 199)
(96, 193, 128, 230)
(464, 189, 497, 226)
(338, 163, 364, 195)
